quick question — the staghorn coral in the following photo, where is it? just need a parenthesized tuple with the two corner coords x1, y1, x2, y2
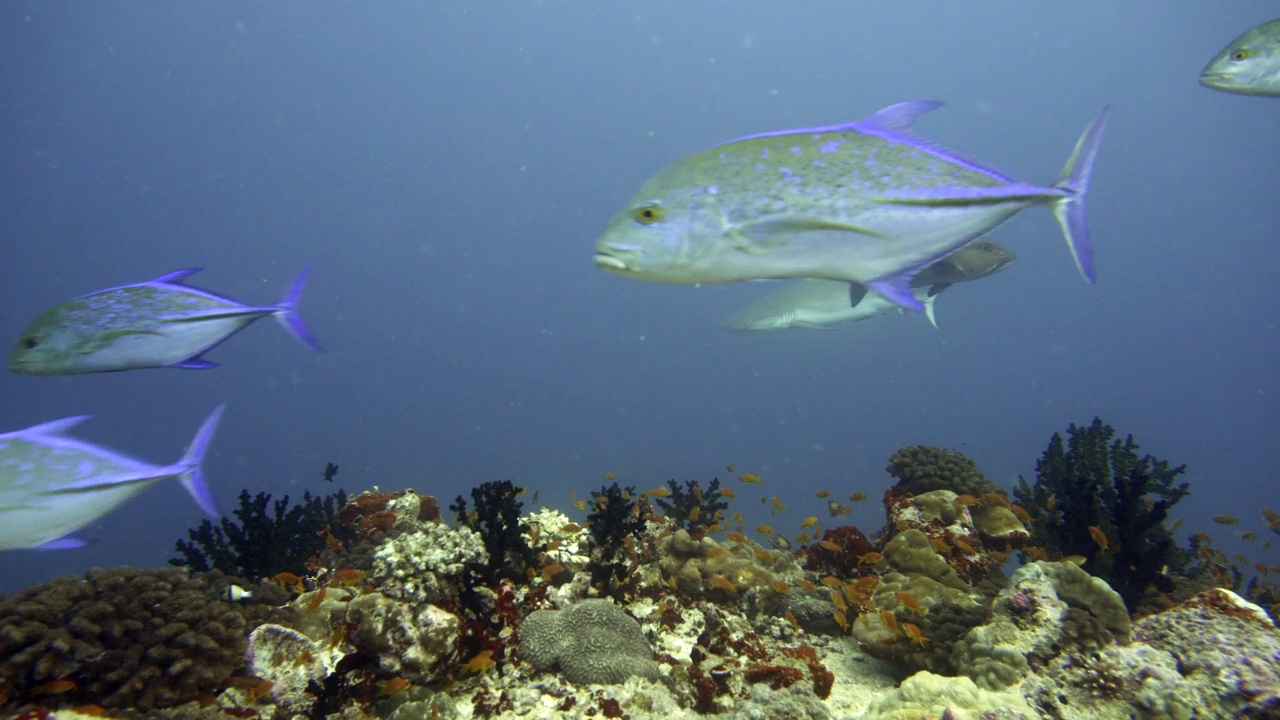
(1013, 417, 1190, 611)
(518, 598, 660, 685)
(886, 445, 998, 497)
(170, 488, 354, 579)
(0, 567, 246, 710)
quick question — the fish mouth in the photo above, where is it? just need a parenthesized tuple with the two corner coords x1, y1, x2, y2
(1199, 71, 1231, 88)
(593, 254, 630, 272)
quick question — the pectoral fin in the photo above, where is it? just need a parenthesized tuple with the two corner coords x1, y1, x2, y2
(870, 275, 924, 311)
(848, 283, 869, 308)
(927, 282, 952, 298)
(734, 214, 889, 250)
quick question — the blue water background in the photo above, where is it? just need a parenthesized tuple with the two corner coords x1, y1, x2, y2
(2, 2, 1277, 592)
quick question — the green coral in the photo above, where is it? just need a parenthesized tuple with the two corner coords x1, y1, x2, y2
(518, 599, 660, 685)
(1013, 417, 1190, 611)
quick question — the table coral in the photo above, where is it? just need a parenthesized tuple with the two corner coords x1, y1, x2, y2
(518, 598, 660, 685)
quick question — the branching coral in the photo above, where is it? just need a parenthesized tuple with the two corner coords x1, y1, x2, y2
(652, 478, 728, 538)
(1013, 417, 1190, 610)
(451, 480, 542, 586)
(170, 488, 354, 579)
(585, 482, 649, 599)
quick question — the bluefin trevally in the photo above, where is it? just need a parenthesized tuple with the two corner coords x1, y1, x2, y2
(722, 241, 1015, 332)
(594, 100, 1108, 310)
(9, 267, 320, 375)
(0, 404, 224, 551)
(1201, 18, 1280, 97)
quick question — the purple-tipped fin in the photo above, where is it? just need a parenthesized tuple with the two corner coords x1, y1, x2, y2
(152, 268, 203, 285)
(1052, 106, 1111, 284)
(275, 266, 322, 351)
(871, 277, 924, 311)
(178, 404, 225, 517)
(859, 100, 945, 132)
(35, 535, 91, 550)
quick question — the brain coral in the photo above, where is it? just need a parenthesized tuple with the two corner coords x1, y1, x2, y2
(518, 598, 660, 685)
(0, 567, 246, 710)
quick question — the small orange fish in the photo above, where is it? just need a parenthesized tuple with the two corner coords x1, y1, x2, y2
(688, 506, 702, 521)
(726, 464, 735, 473)
(800, 516, 818, 529)
(1167, 518, 1184, 532)
(828, 501, 851, 517)
(739, 473, 764, 484)
(983, 492, 1009, 507)
(541, 563, 565, 580)
(1010, 504, 1032, 524)
(849, 492, 867, 503)
(1088, 525, 1109, 552)
(1024, 546, 1048, 562)
(1212, 515, 1240, 525)
(1046, 494, 1058, 509)
(831, 590, 848, 612)
(380, 677, 413, 695)
(796, 533, 811, 544)
(818, 539, 841, 552)
(574, 499, 587, 511)
(1241, 531, 1259, 541)
(1262, 508, 1280, 525)
(71, 707, 107, 717)
(784, 611, 801, 630)
(708, 575, 736, 591)
(929, 538, 952, 555)
(271, 572, 305, 592)
(821, 575, 843, 590)
(753, 548, 773, 563)
(306, 585, 328, 612)
(726, 531, 748, 544)
(895, 591, 925, 614)
(901, 622, 927, 648)
(833, 610, 849, 630)
(878, 609, 899, 635)
(771, 496, 786, 512)
(721, 487, 737, 499)
(645, 486, 671, 498)
(955, 494, 981, 507)
(33, 678, 77, 695)
(333, 569, 367, 586)
(798, 579, 818, 593)
(853, 576, 880, 591)
(461, 650, 496, 675)
(755, 524, 774, 535)
(603, 472, 617, 480)
(857, 551, 884, 565)
(732, 511, 744, 522)
(771, 580, 790, 594)
(816, 490, 830, 498)
(953, 537, 978, 554)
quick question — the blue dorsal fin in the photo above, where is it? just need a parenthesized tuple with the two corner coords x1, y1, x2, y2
(153, 268, 203, 284)
(24, 415, 93, 436)
(860, 100, 945, 132)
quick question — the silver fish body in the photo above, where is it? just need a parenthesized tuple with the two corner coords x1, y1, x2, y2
(8, 267, 320, 375)
(595, 101, 1107, 310)
(722, 240, 1015, 332)
(0, 405, 224, 551)
(1201, 18, 1280, 97)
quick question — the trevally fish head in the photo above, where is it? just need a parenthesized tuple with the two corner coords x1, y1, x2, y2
(1201, 18, 1280, 97)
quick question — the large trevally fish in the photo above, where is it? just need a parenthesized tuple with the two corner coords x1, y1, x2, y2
(594, 100, 1108, 310)
(1200, 18, 1280, 97)
(0, 405, 224, 551)
(723, 240, 1015, 332)
(9, 267, 320, 374)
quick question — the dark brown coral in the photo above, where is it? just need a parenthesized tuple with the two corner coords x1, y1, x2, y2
(0, 567, 247, 711)
(886, 445, 998, 497)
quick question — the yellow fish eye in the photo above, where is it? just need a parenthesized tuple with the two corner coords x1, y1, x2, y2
(22, 336, 39, 350)
(1232, 49, 1251, 61)
(632, 203, 665, 225)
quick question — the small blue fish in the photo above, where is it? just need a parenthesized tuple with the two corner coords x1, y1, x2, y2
(9, 267, 320, 374)
(0, 404, 224, 551)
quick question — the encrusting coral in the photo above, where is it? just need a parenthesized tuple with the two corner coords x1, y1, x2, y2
(518, 598, 660, 685)
(0, 567, 246, 710)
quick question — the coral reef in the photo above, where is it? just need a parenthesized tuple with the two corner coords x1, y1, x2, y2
(651, 478, 728, 538)
(885, 445, 998, 497)
(337, 489, 441, 543)
(1013, 417, 1190, 610)
(171, 488, 355, 580)
(0, 567, 246, 710)
(518, 598, 660, 685)
(345, 593, 461, 681)
(451, 480, 542, 586)
(861, 671, 1041, 720)
(585, 483, 650, 599)
(370, 521, 488, 608)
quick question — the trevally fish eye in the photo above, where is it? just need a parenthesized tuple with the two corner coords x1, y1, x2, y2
(633, 203, 665, 224)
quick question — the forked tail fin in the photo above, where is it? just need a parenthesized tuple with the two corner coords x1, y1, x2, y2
(1052, 107, 1111, 283)
(178, 404, 226, 516)
(275, 266, 322, 351)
